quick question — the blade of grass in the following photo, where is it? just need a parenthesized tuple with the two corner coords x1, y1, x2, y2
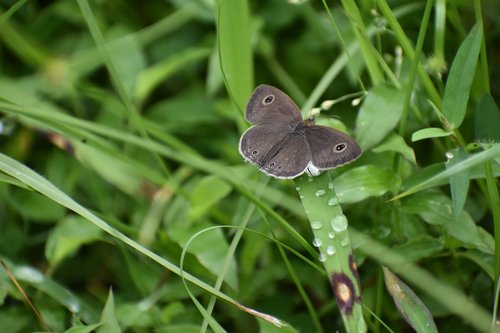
(376, 0, 441, 107)
(340, 0, 383, 84)
(295, 172, 366, 333)
(216, 0, 253, 113)
(392, 143, 500, 200)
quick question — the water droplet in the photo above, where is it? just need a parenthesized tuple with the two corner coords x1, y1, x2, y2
(331, 215, 348, 232)
(328, 232, 335, 239)
(340, 237, 350, 247)
(311, 221, 323, 230)
(328, 182, 334, 190)
(312, 237, 323, 247)
(299, 194, 304, 199)
(327, 197, 339, 206)
(315, 189, 326, 197)
(295, 186, 301, 192)
(375, 225, 391, 238)
(326, 245, 336, 255)
(445, 151, 454, 159)
(318, 253, 327, 262)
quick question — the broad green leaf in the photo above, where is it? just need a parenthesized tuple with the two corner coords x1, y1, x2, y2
(475, 92, 500, 142)
(372, 133, 416, 164)
(442, 24, 482, 129)
(45, 216, 103, 266)
(411, 127, 453, 142)
(383, 267, 438, 333)
(401, 191, 493, 254)
(333, 165, 400, 203)
(356, 84, 405, 149)
(446, 148, 469, 219)
(394, 237, 444, 261)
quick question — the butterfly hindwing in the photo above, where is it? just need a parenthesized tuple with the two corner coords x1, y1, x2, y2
(305, 125, 362, 170)
(239, 124, 311, 179)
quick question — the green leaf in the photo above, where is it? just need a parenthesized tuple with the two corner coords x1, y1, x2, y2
(401, 191, 493, 254)
(189, 175, 232, 221)
(372, 133, 416, 164)
(333, 165, 400, 203)
(475, 92, 500, 142)
(383, 267, 438, 333)
(154, 324, 202, 333)
(64, 324, 102, 333)
(458, 250, 495, 280)
(356, 84, 405, 150)
(394, 143, 500, 199)
(394, 237, 444, 261)
(411, 127, 453, 142)
(6, 189, 65, 222)
(107, 33, 146, 99)
(217, 0, 253, 111)
(75, 140, 145, 195)
(136, 47, 211, 104)
(446, 148, 469, 219)
(97, 289, 121, 333)
(257, 318, 298, 333)
(169, 219, 238, 290)
(45, 216, 103, 266)
(442, 24, 482, 129)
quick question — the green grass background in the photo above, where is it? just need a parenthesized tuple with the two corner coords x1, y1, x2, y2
(0, 0, 499, 332)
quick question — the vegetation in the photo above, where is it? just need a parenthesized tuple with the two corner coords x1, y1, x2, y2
(0, 0, 499, 332)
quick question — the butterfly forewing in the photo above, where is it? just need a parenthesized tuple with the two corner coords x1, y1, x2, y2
(245, 85, 302, 125)
(305, 125, 362, 170)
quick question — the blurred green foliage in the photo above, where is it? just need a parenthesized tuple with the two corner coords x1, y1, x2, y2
(0, 0, 499, 332)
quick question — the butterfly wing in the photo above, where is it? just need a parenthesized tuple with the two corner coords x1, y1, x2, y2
(245, 85, 302, 125)
(239, 124, 311, 179)
(305, 125, 362, 170)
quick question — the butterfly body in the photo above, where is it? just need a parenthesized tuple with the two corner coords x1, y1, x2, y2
(239, 85, 361, 179)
